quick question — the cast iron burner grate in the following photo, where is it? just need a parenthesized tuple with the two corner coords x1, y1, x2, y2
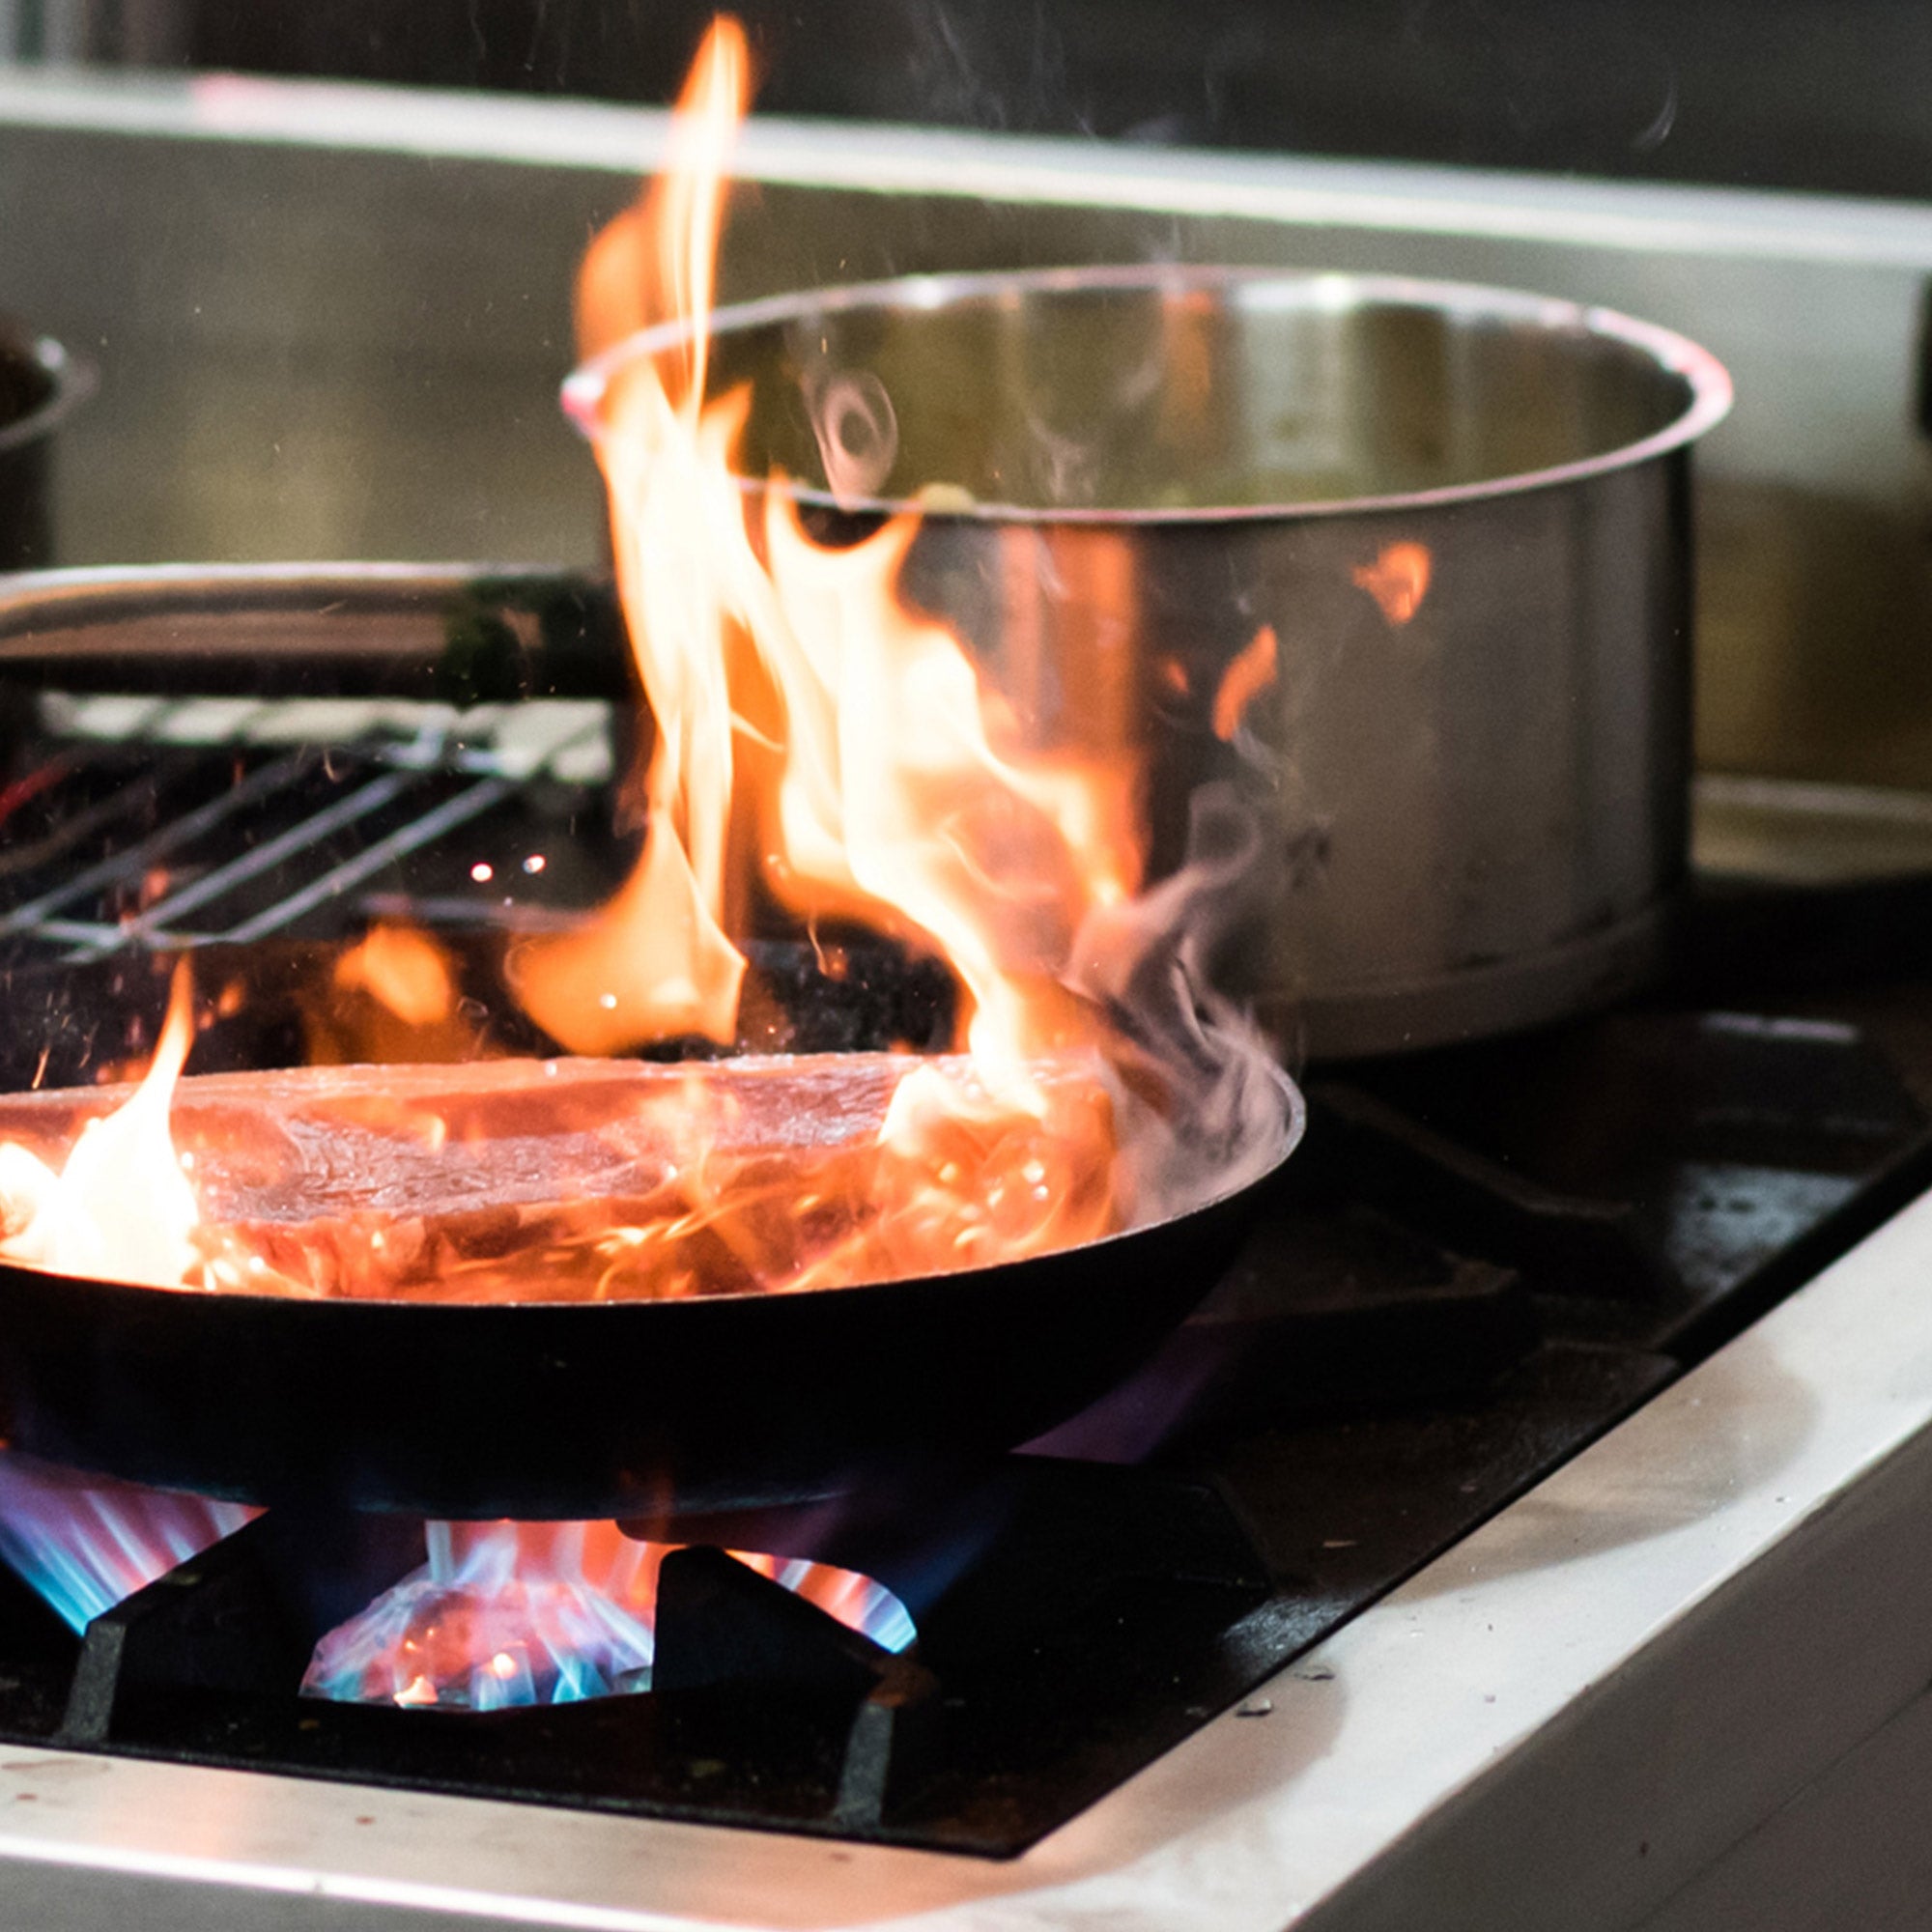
(0, 570, 1926, 1854)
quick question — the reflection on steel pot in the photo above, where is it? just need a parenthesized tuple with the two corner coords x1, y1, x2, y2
(0, 322, 88, 574)
(566, 267, 1732, 1060)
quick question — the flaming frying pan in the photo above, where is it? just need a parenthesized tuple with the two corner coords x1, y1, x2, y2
(0, 566, 1301, 1521)
(0, 26, 1306, 1521)
(0, 1132, 1293, 1520)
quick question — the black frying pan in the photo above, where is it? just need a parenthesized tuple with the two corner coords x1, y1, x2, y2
(0, 566, 1296, 1520)
(0, 1146, 1289, 1520)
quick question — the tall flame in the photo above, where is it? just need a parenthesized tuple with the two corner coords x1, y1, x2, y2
(513, 20, 753, 1053)
(517, 14, 1148, 1170)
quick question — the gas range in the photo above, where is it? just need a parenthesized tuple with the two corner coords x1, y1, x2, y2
(0, 870, 1927, 1932)
(6, 65, 1932, 1932)
(0, 567, 1926, 1927)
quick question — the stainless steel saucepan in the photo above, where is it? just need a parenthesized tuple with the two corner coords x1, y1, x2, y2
(567, 266, 1733, 1059)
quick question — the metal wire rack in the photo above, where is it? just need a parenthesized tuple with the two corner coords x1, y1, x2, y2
(0, 690, 618, 968)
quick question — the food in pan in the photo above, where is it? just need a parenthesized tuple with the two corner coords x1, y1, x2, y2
(0, 1051, 1117, 1302)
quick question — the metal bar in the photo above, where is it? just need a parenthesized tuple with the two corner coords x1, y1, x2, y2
(77, 770, 418, 957)
(32, 920, 214, 952)
(0, 768, 161, 883)
(219, 776, 516, 944)
(0, 753, 309, 936)
(356, 892, 579, 933)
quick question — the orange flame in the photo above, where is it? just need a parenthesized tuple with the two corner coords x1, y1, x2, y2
(519, 12, 1139, 1159)
(1211, 626, 1279, 741)
(334, 923, 457, 1029)
(512, 19, 753, 1054)
(1352, 541, 1433, 625)
(0, 962, 200, 1289)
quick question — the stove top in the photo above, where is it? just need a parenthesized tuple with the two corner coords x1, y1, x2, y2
(0, 566, 1927, 1868)
(0, 995, 1909, 1857)
(1, 566, 1931, 1932)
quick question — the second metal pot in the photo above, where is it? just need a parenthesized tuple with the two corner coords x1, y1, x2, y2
(568, 267, 1732, 1059)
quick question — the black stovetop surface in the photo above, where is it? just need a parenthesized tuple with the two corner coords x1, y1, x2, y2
(0, 876, 1925, 1857)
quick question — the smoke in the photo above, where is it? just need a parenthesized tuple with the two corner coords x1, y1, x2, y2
(1067, 781, 1301, 1222)
(786, 351, 1299, 1221)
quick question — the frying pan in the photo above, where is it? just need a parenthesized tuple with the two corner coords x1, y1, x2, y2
(0, 564, 1301, 1520)
(0, 1131, 1294, 1520)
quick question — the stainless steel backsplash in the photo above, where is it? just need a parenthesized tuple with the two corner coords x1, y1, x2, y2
(4, 68, 1932, 787)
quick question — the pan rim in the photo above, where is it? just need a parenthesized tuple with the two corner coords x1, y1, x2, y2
(0, 1072, 1304, 1317)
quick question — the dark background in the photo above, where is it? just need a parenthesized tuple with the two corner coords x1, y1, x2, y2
(148, 0, 1932, 201)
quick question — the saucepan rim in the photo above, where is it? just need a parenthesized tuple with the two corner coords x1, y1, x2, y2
(561, 262, 1735, 527)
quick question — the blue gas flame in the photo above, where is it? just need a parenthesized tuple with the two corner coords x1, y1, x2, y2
(0, 1450, 256, 1634)
(301, 1520, 917, 1711)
